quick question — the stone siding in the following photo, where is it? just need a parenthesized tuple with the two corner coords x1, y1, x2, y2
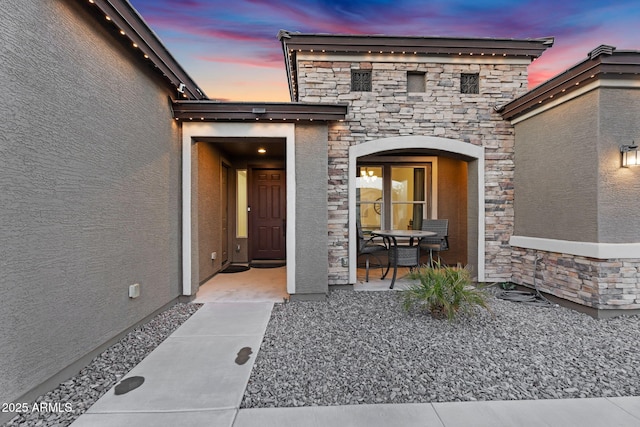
(512, 248, 640, 310)
(297, 59, 529, 284)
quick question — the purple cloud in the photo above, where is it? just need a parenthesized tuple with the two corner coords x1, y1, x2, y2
(129, 0, 640, 100)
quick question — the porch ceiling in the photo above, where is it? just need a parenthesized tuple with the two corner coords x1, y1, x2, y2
(197, 137, 286, 159)
(360, 148, 476, 162)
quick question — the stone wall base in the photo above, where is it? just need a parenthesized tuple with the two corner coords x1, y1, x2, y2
(511, 247, 640, 313)
(508, 283, 640, 319)
(511, 247, 640, 310)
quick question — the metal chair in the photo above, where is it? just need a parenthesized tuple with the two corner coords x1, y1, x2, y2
(357, 221, 390, 282)
(420, 219, 449, 266)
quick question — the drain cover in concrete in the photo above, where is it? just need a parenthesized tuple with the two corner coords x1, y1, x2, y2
(114, 376, 145, 395)
(235, 347, 253, 365)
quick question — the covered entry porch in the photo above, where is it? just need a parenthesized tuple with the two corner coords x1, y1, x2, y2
(174, 101, 347, 300)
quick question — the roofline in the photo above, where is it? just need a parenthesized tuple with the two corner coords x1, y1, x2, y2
(172, 101, 348, 121)
(84, 0, 207, 100)
(498, 45, 640, 121)
(277, 31, 554, 51)
(278, 30, 554, 101)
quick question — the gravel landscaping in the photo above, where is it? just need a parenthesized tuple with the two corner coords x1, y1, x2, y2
(242, 289, 640, 408)
(4, 303, 201, 427)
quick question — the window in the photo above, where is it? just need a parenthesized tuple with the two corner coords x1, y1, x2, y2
(407, 72, 426, 93)
(356, 164, 432, 231)
(460, 73, 479, 94)
(351, 70, 372, 92)
(236, 170, 248, 238)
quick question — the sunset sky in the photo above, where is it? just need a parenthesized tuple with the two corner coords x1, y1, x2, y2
(128, 0, 640, 102)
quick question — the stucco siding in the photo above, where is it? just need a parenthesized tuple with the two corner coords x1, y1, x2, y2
(196, 142, 223, 283)
(597, 87, 640, 243)
(0, 0, 181, 407)
(513, 90, 599, 241)
(294, 124, 329, 295)
(437, 157, 468, 265)
(510, 84, 640, 313)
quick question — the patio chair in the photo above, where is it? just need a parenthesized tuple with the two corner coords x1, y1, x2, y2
(420, 219, 449, 266)
(357, 221, 390, 282)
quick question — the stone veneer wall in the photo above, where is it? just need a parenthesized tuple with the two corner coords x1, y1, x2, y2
(512, 248, 640, 310)
(296, 59, 530, 284)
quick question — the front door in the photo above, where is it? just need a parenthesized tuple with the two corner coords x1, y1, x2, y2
(250, 168, 286, 260)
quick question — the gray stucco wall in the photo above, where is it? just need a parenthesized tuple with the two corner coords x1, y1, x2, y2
(437, 157, 468, 265)
(294, 124, 329, 295)
(513, 90, 600, 241)
(196, 142, 223, 284)
(0, 0, 182, 407)
(597, 87, 640, 242)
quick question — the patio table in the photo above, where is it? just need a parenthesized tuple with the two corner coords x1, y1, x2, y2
(372, 229, 436, 289)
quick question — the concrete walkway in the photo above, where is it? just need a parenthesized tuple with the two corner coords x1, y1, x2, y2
(71, 301, 273, 426)
(71, 268, 640, 426)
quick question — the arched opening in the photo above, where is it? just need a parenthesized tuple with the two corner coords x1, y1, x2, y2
(348, 136, 485, 283)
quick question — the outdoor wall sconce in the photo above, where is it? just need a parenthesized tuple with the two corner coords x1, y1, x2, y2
(621, 142, 638, 167)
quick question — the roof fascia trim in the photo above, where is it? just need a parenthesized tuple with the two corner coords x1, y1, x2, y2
(498, 48, 640, 121)
(172, 101, 348, 121)
(88, 0, 206, 99)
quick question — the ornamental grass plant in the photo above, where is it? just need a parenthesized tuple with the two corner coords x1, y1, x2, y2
(403, 262, 492, 321)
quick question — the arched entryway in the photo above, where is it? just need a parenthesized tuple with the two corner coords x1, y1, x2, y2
(348, 135, 485, 283)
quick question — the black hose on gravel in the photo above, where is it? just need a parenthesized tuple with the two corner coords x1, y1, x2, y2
(496, 255, 556, 307)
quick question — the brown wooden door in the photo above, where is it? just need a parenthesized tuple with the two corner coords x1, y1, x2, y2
(250, 169, 286, 260)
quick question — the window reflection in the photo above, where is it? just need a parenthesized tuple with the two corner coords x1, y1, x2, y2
(356, 164, 430, 231)
(356, 166, 382, 231)
(392, 167, 425, 230)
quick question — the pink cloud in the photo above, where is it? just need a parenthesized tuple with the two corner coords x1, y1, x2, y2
(196, 52, 283, 68)
(146, 15, 272, 44)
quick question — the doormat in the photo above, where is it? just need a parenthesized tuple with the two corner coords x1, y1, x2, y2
(220, 264, 250, 273)
(249, 261, 286, 268)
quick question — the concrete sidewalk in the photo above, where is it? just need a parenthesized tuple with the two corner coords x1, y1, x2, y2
(72, 298, 640, 426)
(235, 397, 640, 427)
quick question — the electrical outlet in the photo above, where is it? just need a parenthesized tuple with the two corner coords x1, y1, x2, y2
(129, 283, 140, 299)
(341, 257, 349, 267)
(211, 252, 217, 260)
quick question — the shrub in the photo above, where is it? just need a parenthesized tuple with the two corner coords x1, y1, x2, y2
(403, 263, 492, 320)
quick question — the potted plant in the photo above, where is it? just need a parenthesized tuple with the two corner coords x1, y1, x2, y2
(403, 263, 492, 320)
